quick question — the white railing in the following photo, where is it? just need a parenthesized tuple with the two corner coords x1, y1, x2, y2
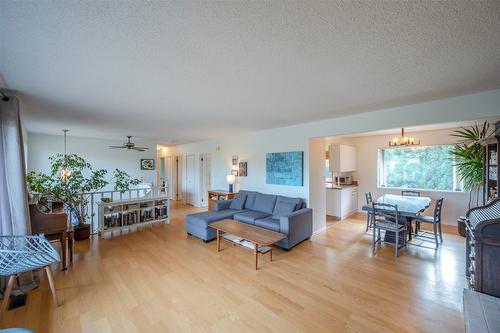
(83, 185, 167, 234)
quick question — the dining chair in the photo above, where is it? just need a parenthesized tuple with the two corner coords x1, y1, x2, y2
(414, 198, 444, 248)
(0, 236, 60, 316)
(401, 190, 421, 234)
(372, 202, 407, 257)
(401, 190, 420, 197)
(365, 192, 373, 232)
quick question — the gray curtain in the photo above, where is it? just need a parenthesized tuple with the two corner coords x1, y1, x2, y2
(0, 96, 38, 296)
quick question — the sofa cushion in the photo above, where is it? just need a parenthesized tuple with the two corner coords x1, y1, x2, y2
(272, 200, 296, 219)
(241, 190, 257, 210)
(255, 217, 281, 233)
(229, 192, 247, 210)
(253, 193, 277, 214)
(276, 196, 302, 211)
(186, 209, 241, 229)
(233, 210, 271, 225)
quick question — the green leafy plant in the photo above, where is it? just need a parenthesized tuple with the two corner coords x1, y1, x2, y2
(27, 153, 141, 227)
(451, 121, 491, 208)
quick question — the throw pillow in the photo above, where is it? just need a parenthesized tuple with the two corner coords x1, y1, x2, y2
(229, 193, 247, 210)
(272, 201, 296, 219)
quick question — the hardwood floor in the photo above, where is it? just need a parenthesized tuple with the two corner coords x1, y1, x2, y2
(0, 202, 466, 332)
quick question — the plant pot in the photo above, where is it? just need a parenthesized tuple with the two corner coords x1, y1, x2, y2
(74, 224, 91, 241)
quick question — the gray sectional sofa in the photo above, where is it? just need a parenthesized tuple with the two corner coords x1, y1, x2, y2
(185, 190, 313, 250)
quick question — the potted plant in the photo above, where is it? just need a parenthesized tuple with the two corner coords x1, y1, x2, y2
(451, 121, 492, 209)
(27, 153, 141, 240)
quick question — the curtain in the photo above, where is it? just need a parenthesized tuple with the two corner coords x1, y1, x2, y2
(0, 96, 38, 296)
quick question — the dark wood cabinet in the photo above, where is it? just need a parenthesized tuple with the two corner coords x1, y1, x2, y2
(465, 199, 500, 298)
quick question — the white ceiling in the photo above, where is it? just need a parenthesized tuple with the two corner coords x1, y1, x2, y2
(1, 1, 500, 145)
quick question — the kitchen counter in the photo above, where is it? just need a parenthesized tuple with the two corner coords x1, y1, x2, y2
(326, 184, 359, 220)
(326, 183, 358, 190)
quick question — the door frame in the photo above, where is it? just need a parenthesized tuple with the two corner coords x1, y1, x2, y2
(199, 154, 211, 207)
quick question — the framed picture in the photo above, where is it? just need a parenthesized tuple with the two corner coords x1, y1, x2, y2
(140, 159, 155, 170)
(266, 151, 303, 186)
(232, 156, 238, 166)
(231, 169, 239, 176)
(238, 162, 247, 177)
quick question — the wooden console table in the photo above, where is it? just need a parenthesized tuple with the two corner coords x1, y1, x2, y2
(207, 190, 235, 211)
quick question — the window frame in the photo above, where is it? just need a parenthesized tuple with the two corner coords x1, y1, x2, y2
(377, 144, 464, 193)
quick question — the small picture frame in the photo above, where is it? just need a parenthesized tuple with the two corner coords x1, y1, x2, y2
(231, 169, 239, 176)
(238, 162, 247, 177)
(140, 159, 155, 170)
(232, 156, 238, 166)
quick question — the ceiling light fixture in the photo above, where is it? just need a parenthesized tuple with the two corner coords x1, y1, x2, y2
(389, 128, 420, 147)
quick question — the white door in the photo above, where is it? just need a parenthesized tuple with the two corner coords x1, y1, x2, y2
(166, 156, 173, 199)
(185, 155, 196, 206)
(199, 154, 211, 207)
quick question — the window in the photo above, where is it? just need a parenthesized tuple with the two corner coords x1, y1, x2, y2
(325, 159, 331, 179)
(378, 145, 461, 191)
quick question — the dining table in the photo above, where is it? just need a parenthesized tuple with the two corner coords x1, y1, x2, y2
(362, 194, 432, 244)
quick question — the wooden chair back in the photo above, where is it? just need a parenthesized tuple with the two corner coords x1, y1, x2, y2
(401, 190, 420, 197)
(29, 204, 67, 235)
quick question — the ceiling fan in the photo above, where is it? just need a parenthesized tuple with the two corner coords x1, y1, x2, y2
(109, 136, 149, 152)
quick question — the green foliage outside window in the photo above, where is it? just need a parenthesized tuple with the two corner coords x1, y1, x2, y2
(382, 146, 455, 191)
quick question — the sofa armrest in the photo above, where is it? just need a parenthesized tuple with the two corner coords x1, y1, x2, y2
(279, 208, 313, 239)
(214, 200, 232, 211)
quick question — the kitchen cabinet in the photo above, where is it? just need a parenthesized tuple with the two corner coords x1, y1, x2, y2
(329, 144, 357, 173)
(326, 186, 358, 220)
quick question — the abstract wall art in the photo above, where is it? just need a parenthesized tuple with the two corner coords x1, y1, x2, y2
(266, 151, 303, 186)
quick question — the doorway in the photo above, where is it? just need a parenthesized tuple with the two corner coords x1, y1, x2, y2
(199, 154, 211, 207)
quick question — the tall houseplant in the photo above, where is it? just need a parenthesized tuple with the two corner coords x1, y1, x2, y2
(451, 121, 491, 208)
(27, 153, 141, 239)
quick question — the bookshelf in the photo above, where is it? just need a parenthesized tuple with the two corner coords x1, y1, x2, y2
(97, 195, 169, 238)
(482, 121, 499, 203)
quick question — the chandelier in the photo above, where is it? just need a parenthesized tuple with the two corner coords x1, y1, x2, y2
(60, 129, 72, 181)
(389, 128, 420, 147)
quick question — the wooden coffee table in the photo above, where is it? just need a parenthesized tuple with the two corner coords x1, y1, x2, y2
(210, 219, 286, 270)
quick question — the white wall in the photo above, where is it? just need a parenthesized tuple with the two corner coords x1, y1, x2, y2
(348, 127, 475, 225)
(27, 133, 158, 190)
(309, 137, 327, 233)
(175, 125, 310, 207)
(173, 89, 500, 233)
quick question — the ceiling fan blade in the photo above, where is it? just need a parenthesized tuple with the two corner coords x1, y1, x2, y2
(109, 145, 126, 149)
(133, 146, 149, 150)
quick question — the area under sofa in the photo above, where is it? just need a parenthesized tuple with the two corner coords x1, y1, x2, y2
(185, 190, 313, 250)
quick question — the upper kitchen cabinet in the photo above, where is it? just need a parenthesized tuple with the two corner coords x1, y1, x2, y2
(329, 144, 357, 172)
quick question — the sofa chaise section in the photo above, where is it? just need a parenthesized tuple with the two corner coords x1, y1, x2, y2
(185, 208, 241, 241)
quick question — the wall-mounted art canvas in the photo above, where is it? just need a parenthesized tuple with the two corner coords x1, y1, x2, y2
(140, 159, 155, 170)
(239, 161, 247, 177)
(266, 151, 303, 186)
